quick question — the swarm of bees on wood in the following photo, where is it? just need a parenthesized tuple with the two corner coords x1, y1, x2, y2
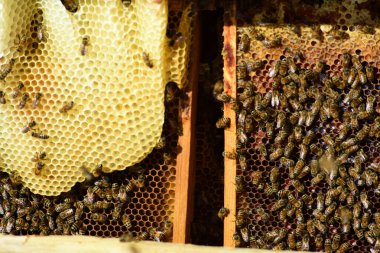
(0, 0, 181, 240)
(0, 167, 173, 241)
(216, 26, 380, 252)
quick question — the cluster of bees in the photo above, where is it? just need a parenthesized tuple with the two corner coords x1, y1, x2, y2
(0, 168, 173, 241)
(217, 26, 380, 252)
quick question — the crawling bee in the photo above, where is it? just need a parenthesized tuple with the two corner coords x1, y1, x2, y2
(360, 192, 370, 209)
(269, 147, 283, 161)
(255, 207, 269, 222)
(235, 209, 247, 228)
(287, 231, 296, 250)
(61, 0, 79, 12)
(217, 207, 229, 220)
(271, 199, 287, 212)
(246, 60, 265, 73)
(366, 65, 375, 82)
(90, 213, 106, 223)
(336, 241, 352, 253)
(251, 171, 264, 190)
(238, 34, 250, 53)
(10, 82, 24, 98)
(59, 208, 74, 220)
(80, 36, 90, 56)
(0, 58, 16, 81)
(262, 37, 282, 48)
(31, 151, 47, 162)
(142, 51, 153, 68)
(216, 117, 230, 129)
(235, 176, 244, 193)
(37, 23, 48, 43)
(111, 203, 122, 221)
(32, 92, 42, 108)
(232, 232, 242, 247)
(0, 91, 6, 104)
(59, 101, 74, 113)
(34, 162, 45, 175)
(19, 92, 29, 109)
(31, 131, 49, 139)
(121, 214, 132, 229)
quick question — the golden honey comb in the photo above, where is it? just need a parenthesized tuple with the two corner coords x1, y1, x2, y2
(0, 0, 193, 196)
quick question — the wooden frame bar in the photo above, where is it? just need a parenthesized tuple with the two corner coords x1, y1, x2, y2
(223, 0, 237, 247)
(173, 11, 201, 244)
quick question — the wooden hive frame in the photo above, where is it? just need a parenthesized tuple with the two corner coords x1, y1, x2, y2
(0, 0, 200, 245)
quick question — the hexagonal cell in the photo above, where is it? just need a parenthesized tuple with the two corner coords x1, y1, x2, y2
(234, 1, 380, 251)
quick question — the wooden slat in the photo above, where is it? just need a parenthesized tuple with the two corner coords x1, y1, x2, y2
(223, 0, 237, 248)
(172, 12, 201, 243)
(0, 235, 306, 253)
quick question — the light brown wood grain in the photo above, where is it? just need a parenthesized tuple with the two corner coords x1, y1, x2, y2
(223, 0, 237, 248)
(0, 235, 306, 253)
(173, 12, 201, 243)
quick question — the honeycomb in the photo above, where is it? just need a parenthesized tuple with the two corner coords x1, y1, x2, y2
(231, 0, 380, 251)
(0, 0, 193, 196)
(0, 1, 195, 240)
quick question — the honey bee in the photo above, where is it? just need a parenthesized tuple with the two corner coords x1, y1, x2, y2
(287, 231, 296, 250)
(360, 212, 370, 229)
(30, 92, 42, 108)
(271, 199, 287, 212)
(121, 214, 132, 229)
(313, 219, 326, 234)
(235, 176, 244, 193)
(58, 101, 74, 113)
(269, 167, 279, 183)
(216, 92, 232, 103)
(311, 25, 324, 41)
(305, 219, 315, 237)
(223, 150, 238, 160)
(269, 147, 283, 161)
(18, 92, 29, 109)
(61, 0, 78, 12)
(366, 65, 375, 82)
(0, 91, 6, 104)
(313, 209, 327, 222)
(365, 95, 376, 114)
(79, 36, 90, 56)
(265, 121, 274, 140)
(359, 192, 370, 209)
(237, 61, 248, 80)
(235, 209, 247, 229)
(217, 207, 230, 220)
(59, 208, 74, 220)
(34, 23, 46, 43)
(33, 162, 45, 175)
(0, 58, 16, 81)
(299, 144, 308, 160)
(337, 241, 352, 253)
(232, 232, 242, 247)
(21, 120, 37, 134)
(31, 131, 49, 139)
(280, 157, 294, 168)
(90, 213, 106, 223)
(238, 34, 250, 53)
(269, 61, 280, 78)
(31, 151, 47, 163)
(311, 172, 325, 185)
(246, 60, 265, 73)
(291, 160, 305, 179)
(215, 117, 231, 129)
(251, 171, 264, 189)
(240, 227, 249, 243)
(262, 37, 282, 48)
(283, 141, 295, 158)
(9, 82, 24, 99)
